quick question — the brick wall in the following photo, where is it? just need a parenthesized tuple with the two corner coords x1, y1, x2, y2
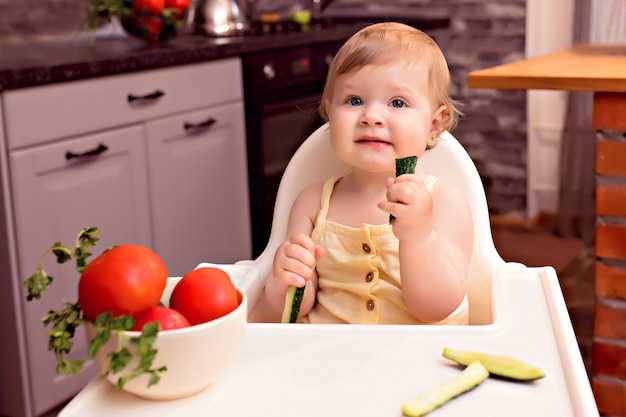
(435, 0, 527, 217)
(594, 92, 626, 417)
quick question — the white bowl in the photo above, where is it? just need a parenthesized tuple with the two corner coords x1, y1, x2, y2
(86, 276, 247, 400)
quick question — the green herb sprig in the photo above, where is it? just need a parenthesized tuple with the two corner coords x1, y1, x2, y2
(24, 227, 99, 301)
(90, 313, 167, 389)
(23, 227, 166, 390)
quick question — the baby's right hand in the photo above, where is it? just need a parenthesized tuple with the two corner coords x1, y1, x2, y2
(272, 233, 324, 288)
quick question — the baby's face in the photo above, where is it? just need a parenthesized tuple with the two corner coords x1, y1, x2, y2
(325, 61, 441, 174)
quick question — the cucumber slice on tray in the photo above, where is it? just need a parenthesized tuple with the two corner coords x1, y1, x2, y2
(401, 361, 489, 417)
(442, 347, 546, 381)
(401, 348, 545, 416)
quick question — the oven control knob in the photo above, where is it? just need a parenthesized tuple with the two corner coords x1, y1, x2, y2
(263, 64, 276, 80)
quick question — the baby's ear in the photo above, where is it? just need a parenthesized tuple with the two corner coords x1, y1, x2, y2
(324, 99, 331, 120)
(430, 105, 447, 135)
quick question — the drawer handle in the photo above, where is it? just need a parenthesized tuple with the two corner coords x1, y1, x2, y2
(184, 117, 216, 131)
(65, 143, 109, 160)
(127, 89, 165, 103)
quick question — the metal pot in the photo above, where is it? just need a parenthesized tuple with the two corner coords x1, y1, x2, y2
(191, 0, 250, 37)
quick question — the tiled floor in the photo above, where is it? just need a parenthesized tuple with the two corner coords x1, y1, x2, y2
(491, 224, 594, 379)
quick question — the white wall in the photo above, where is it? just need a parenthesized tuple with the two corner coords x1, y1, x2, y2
(525, 0, 574, 221)
(590, 0, 626, 43)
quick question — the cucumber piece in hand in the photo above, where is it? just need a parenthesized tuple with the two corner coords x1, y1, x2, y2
(401, 361, 489, 417)
(390, 155, 418, 224)
(281, 285, 305, 323)
(442, 347, 546, 381)
(396, 155, 418, 176)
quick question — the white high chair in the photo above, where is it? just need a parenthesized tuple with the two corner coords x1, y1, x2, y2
(243, 123, 505, 325)
(60, 124, 599, 417)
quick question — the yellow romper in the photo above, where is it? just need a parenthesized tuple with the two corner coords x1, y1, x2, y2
(300, 176, 469, 325)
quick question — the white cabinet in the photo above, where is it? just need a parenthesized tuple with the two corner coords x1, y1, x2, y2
(146, 102, 251, 276)
(0, 58, 251, 417)
(9, 125, 152, 416)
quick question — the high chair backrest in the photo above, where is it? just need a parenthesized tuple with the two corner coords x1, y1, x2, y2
(252, 123, 505, 325)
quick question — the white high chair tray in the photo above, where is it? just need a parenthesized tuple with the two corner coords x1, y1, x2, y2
(59, 265, 598, 417)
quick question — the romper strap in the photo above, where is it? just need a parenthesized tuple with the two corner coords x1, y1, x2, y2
(312, 177, 341, 243)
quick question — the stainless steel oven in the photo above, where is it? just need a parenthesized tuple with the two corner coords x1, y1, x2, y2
(242, 40, 345, 256)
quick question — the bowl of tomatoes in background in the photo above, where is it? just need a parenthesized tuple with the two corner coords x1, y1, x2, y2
(88, 0, 191, 43)
(84, 259, 249, 400)
(121, 0, 191, 42)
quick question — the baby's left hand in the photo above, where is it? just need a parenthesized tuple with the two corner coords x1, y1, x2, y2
(378, 174, 434, 242)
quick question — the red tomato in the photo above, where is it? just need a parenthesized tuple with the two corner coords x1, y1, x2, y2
(131, 306, 191, 331)
(165, 0, 189, 8)
(169, 267, 240, 325)
(165, 0, 190, 19)
(132, 0, 166, 14)
(138, 14, 165, 41)
(120, 13, 167, 42)
(78, 244, 168, 321)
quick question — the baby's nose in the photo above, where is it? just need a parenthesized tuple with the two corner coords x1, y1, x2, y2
(359, 106, 385, 126)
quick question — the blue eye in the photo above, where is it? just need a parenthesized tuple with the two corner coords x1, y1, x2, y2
(390, 99, 405, 108)
(347, 97, 363, 106)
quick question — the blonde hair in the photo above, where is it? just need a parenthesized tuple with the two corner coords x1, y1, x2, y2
(320, 22, 460, 133)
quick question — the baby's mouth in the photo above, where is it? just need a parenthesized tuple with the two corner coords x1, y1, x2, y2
(357, 137, 391, 145)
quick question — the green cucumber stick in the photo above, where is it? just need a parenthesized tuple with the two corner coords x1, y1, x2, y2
(401, 361, 489, 417)
(281, 285, 306, 323)
(390, 155, 418, 224)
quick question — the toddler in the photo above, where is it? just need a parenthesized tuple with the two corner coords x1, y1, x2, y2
(264, 22, 473, 325)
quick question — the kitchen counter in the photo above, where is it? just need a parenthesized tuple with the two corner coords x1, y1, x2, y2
(0, 25, 363, 92)
(0, 16, 451, 92)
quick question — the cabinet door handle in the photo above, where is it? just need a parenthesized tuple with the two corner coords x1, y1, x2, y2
(184, 117, 216, 131)
(127, 89, 165, 103)
(65, 143, 109, 160)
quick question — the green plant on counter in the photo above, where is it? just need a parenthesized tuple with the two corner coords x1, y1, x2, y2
(86, 0, 131, 30)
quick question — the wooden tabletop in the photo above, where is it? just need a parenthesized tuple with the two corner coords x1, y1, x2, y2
(468, 44, 626, 92)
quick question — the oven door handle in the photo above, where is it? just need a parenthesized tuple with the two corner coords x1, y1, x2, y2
(184, 117, 217, 131)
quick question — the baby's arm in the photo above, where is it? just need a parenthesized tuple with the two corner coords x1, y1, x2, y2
(381, 175, 473, 322)
(264, 183, 324, 318)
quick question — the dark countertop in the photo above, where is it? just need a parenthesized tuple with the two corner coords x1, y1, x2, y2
(0, 24, 365, 92)
(0, 17, 449, 92)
